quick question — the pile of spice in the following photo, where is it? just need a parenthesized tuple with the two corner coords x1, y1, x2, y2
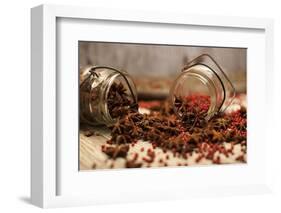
(107, 82, 138, 119)
(174, 95, 211, 130)
(89, 83, 247, 168)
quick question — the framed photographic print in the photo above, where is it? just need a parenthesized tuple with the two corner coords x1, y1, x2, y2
(31, 4, 274, 208)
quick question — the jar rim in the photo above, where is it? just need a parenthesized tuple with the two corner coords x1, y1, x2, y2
(170, 68, 218, 120)
(103, 72, 138, 125)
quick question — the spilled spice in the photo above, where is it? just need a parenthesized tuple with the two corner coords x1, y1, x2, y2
(99, 86, 247, 167)
(101, 144, 129, 159)
(174, 95, 210, 130)
(84, 130, 94, 137)
(125, 153, 142, 168)
(84, 129, 101, 137)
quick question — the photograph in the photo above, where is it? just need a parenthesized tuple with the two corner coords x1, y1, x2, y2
(79, 41, 247, 170)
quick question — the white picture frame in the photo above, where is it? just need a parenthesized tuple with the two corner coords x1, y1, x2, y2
(31, 4, 274, 208)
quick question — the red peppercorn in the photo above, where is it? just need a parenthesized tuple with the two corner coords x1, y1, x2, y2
(142, 157, 154, 164)
(195, 154, 204, 163)
(236, 155, 246, 163)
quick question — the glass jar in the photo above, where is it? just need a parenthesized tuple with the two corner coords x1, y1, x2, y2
(80, 66, 138, 126)
(170, 54, 236, 120)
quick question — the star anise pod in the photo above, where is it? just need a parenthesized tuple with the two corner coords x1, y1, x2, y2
(236, 121, 246, 131)
(109, 118, 122, 134)
(208, 129, 225, 143)
(189, 132, 202, 144)
(102, 144, 129, 159)
(211, 117, 230, 130)
(129, 125, 142, 138)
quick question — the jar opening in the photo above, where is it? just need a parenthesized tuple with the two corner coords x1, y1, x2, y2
(80, 66, 138, 126)
(171, 71, 218, 122)
(104, 74, 138, 124)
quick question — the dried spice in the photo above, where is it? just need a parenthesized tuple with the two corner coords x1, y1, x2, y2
(84, 130, 101, 137)
(101, 144, 129, 159)
(106, 95, 246, 163)
(142, 149, 156, 164)
(107, 82, 138, 119)
(174, 95, 210, 130)
(126, 160, 142, 168)
(125, 153, 142, 168)
(236, 155, 246, 163)
(84, 130, 94, 137)
(94, 85, 247, 167)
